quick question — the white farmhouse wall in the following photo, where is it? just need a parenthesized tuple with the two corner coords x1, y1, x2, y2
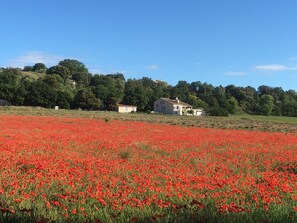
(118, 105, 137, 113)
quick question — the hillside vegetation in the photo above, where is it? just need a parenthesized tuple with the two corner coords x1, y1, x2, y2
(1, 59, 297, 117)
(20, 71, 45, 80)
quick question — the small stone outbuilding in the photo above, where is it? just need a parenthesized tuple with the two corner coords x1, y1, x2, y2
(117, 104, 137, 113)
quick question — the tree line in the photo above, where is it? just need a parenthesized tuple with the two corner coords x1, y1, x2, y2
(1, 59, 297, 117)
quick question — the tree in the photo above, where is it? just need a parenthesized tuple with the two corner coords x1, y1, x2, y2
(259, 94, 274, 116)
(122, 79, 153, 111)
(106, 73, 125, 82)
(282, 101, 297, 117)
(171, 80, 190, 102)
(0, 84, 17, 102)
(73, 88, 101, 110)
(58, 59, 88, 76)
(42, 75, 64, 89)
(46, 65, 71, 82)
(72, 72, 91, 87)
(258, 85, 272, 96)
(139, 77, 170, 111)
(25, 80, 58, 108)
(23, 66, 33, 72)
(225, 85, 258, 114)
(56, 90, 74, 109)
(32, 63, 47, 72)
(210, 107, 229, 116)
(90, 74, 125, 110)
(15, 77, 32, 105)
(281, 90, 297, 117)
(227, 97, 239, 114)
(0, 69, 21, 104)
(214, 86, 229, 109)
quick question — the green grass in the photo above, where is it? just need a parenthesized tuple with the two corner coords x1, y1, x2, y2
(230, 113, 297, 124)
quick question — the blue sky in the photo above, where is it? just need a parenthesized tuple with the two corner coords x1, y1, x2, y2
(1, 0, 297, 90)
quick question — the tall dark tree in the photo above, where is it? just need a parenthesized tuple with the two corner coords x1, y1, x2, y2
(32, 63, 47, 72)
(227, 97, 239, 114)
(73, 88, 101, 110)
(56, 90, 74, 109)
(171, 80, 190, 102)
(90, 74, 125, 110)
(259, 94, 274, 116)
(58, 59, 88, 76)
(25, 80, 57, 108)
(46, 65, 71, 82)
(72, 72, 91, 87)
(0, 69, 23, 104)
(23, 66, 33, 72)
(122, 79, 153, 111)
(139, 77, 170, 110)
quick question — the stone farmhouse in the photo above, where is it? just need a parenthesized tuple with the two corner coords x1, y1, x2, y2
(154, 98, 204, 116)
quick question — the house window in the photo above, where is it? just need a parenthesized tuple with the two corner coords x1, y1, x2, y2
(176, 106, 179, 109)
(125, 107, 128, 111)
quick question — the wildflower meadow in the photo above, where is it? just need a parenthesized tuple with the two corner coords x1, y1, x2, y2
(0, 115, 297, 222)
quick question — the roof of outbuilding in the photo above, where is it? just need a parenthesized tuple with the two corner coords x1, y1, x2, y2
(117, 104, 137, 107)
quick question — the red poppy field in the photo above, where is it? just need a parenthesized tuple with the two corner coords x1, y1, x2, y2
(0, 115, 297, 222)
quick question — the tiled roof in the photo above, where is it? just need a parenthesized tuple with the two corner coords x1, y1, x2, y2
(159, 98, 192, 107)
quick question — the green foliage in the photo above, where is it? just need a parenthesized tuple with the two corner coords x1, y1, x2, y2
(73, 88, 101, 110)
(23, 65, 33, 72)
(0, 69, 19, 84)
(210, 107, 229, 116)
(122, 79, 153, 111)
(171, 80, 190, 102)
(259, 94, 274, 116)
(56, 90, 74, 109)
(187, 109, 194, 115)
(58, 59, 88, 76)
(32, 63, 47, 73)
(46, 65, 71, 82)
(227, 97, 239, 114)
(90, 74, 125, 110)
(0, 69, 28, 105)
(72, 72, 91, 87)
(1, 59, 297, 118)
(25, 80, 58, 108)
(42, 74, 64, 89)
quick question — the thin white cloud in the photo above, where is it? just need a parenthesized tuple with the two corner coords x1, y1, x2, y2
(196, 62, 205, 66)
(89, 68, 127, 75)
(255, 64, 297, 71)
(289, 57, 297, 61)
(7, 51, 65, 68)
(145, 65, 158, 70)
(89, 69, 104, 74)
(225, 71, 246, 76)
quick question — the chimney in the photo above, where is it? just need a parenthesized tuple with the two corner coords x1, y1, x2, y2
(175, 97, 179, 103)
